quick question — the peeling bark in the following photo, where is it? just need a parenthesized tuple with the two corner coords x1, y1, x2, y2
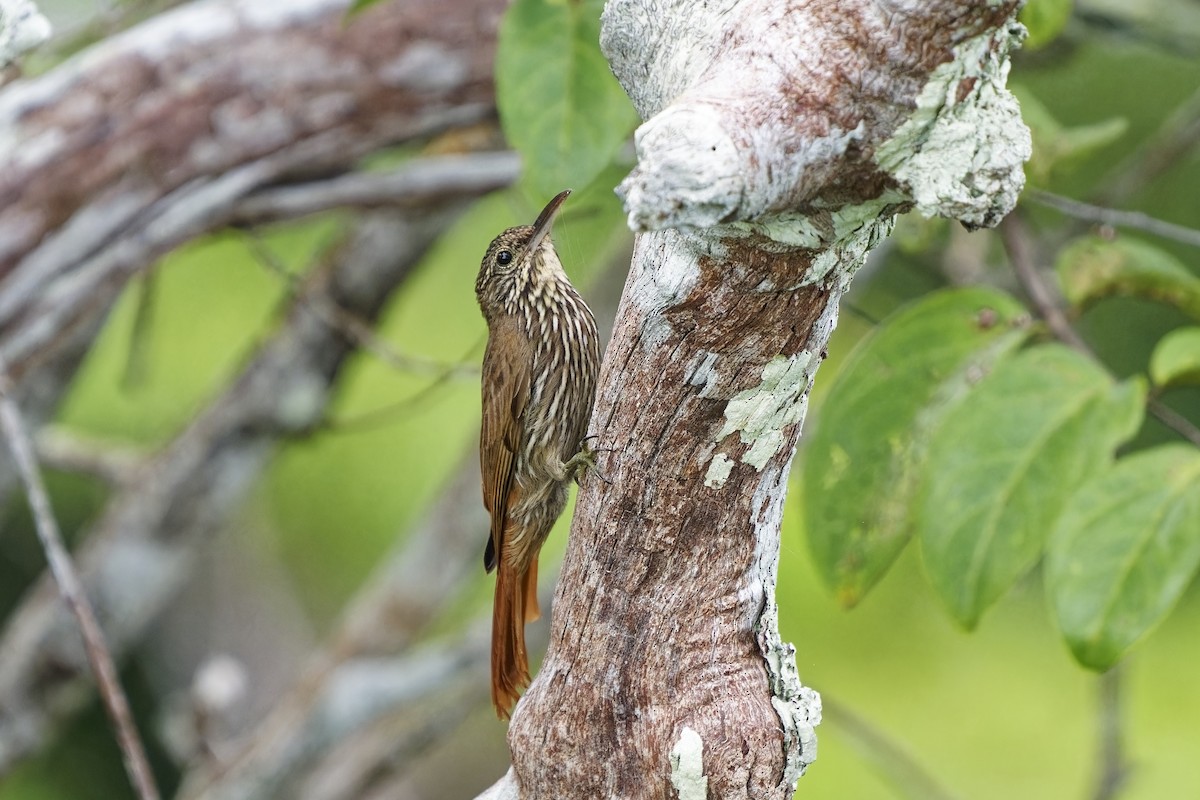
(493, 2, 1028, 799)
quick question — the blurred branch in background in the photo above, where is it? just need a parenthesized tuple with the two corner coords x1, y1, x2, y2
(0, 376, 160, 799)
(0, 0, 505, 561)
(1027, 190, 1200, 249)
(171, 453, 489, 799)
(0, 202, 481, 775)
(229, 152, 521, 229)
(243, 226, 482, 382)
(822, 697, 960, 800)
(177, 581, 555, 800)
(34, 426, 146, 486)
(0, 0, 509, 791)
(1090, 665, 1129, 800)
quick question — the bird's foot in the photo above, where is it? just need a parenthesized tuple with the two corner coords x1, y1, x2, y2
(565, 436, 612, 485)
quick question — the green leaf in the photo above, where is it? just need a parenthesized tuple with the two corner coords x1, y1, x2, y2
(496, 0, 640, 198)
(917, 345, 1145, 629)
(1020, 0, 1073, 50)
(803, 288, 1031, 607)
(1013, 87, 1127, 184)
(1056, 236, 1200, 320)
(1046, 445, 1200, 670)
(1150, 327, 1200, 389)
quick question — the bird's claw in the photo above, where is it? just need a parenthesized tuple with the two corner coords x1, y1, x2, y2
(567, 437, 612, 485)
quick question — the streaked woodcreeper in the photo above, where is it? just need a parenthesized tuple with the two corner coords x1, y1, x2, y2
(474, 190, 600, 718)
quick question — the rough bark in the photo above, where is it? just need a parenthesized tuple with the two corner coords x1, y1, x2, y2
(492, 2, 1029, 799)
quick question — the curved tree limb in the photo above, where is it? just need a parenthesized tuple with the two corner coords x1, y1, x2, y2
(0, 0, 506, 557)
(492, 2, 1029, 798)
(0, 0, 508, 769)
(0, 0, 503, 383)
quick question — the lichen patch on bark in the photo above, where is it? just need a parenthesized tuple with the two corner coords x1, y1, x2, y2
(669, 727, 708, 800)
(875, 22, 1030, 229)
(716, 353, 816, 470)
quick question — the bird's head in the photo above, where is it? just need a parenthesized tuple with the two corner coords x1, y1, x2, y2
(475, 189, 571, 318)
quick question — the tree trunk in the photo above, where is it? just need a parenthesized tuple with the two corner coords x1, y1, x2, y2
(490, 1, 1029, 798)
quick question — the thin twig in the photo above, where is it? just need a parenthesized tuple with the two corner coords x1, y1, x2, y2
(1001, 213, 1200, 449)
(229, 152, 521, 227)
(1000, 214, 1092, 353)
(1026, 190, 1200, 249)
(822, 696, 961, 800)
(121, 272, 160, 390)
(243, 232, 479, 380)
(35, 425, 145, 485)
(1090, 665, 1130, 800)
(0, 371, 161, 800)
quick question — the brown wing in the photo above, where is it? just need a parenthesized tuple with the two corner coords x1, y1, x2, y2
(479, 315, 530, 573)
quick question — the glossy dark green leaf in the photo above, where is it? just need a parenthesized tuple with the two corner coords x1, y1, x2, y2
(1056, 236, 1200, 319)
(1150, 327, 1200, 389)
(917, 345, 1144, 628)
(803, 288, 1031, 607)
(496, 0, 640, 198)
(1047, 445, 1200, 670)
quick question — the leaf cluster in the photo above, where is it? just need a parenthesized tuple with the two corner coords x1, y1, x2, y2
(804, 239, 1200, 671)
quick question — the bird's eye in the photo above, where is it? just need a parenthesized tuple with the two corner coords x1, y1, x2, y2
(496, 250, 513, 266)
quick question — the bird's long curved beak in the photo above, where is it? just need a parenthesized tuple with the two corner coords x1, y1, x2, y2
(526, 189, 571, 254)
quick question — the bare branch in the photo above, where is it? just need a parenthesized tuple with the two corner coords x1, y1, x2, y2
(1089, 666, 1130, 800)
(229, 151, 521, 227)
(608, 0, 1027, 232)
(1026, 190, 1200, 249)
(34, 425, 145, 484)
(0, 0, 504, 382)
(0, 372, 160, 800)
(823, 697, 960, 800)
(1000, 213, 1093, 353)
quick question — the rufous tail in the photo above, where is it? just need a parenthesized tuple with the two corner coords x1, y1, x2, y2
(491, 556, 540, 719)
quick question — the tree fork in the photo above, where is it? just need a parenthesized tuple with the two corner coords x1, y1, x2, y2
(493, 1, 1029, 798)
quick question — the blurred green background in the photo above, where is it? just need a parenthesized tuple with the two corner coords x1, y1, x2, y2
(2, 3, 1200, 799)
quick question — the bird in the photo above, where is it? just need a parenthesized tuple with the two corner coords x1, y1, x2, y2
(474, 189, 601, 719)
